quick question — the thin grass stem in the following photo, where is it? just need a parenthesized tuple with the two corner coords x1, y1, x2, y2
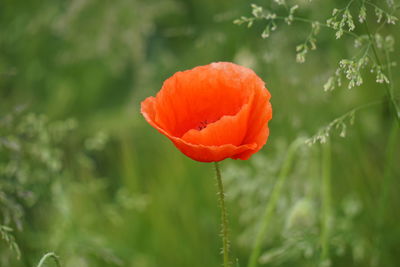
(37, 252, 61, 267)
(359, 3, 400, 126)
(320, 139, 332, 264)
(378, 120, 399, 229)
(247, 138, 305, 267)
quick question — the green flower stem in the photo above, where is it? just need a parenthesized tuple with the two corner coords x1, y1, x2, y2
(214, 162, 231, 267)
(247, 138, 304, 267)
(37, 252, 61, 267)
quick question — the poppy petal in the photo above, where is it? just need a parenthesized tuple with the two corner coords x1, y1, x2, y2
(234, 87, 272, 160)
(140, 62, 272, 162)
(141, 97, 257, 162)
(152, 62, 257, 137)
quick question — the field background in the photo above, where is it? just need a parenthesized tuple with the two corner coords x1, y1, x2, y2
(1, 0, 400, 266)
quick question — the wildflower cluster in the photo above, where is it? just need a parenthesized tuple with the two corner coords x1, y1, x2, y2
(233, 3, 299, 39)
(370, 2, 398, 24)
(232, 1, 400, 263)
(0, 225, 20, 260)
(235, 0, 400, 140)
(324, 56, 369, 91)
(236, 1, 398, 84)
(324, 32, 396, 92)
(322, 3, 398, 93)
(326, 2, 356, 39)
(296, 22, 320, 63)
(224, 146, 369, 266)
(305, 110, 355, 145)
(0, 107, 109, 264)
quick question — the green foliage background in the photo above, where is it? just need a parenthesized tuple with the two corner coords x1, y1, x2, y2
(1, 0, 400, 266)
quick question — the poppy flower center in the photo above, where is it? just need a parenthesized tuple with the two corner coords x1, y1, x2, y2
(197, 120, 209, 130)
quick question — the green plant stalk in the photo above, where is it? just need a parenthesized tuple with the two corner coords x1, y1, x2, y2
(214, 162, 231, 267)
(361, 9, 400, 127)
(375, 119, 399, 263)
(37, 252, 61, 267)
(378, 120, 399, 228)
(384, 41, 395, 98)
(247, 138, 304, 267)
(320, 140, 332, 262)
(375, 8, 400, 255)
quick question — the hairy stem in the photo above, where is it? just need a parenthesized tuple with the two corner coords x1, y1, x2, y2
(247, 138, 304, 267)
(37, 252, 61, 267)
(214, 162, 231, 267)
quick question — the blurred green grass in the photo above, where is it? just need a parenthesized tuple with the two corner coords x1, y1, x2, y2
(1, 0, 400, 266)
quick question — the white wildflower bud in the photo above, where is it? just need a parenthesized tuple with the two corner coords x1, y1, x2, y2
(261, 26, 270, 39)
(312, 21, 320, 34)
(251, 4, 263, 18)
(296, 46, 308, 63)
(274, 0, 286, 5)
(233, 16, 246, 25)
(339, 59, 349, 68)
(296, 44, 304, 52)
(339, 123, 347, 137)
(290, 5, 299, 15)
(375, 7, 383, 23)
(309, 38, 317, 50)
(233, 19, 243, 25)
(359, 5, 367, 23)
(345, 9, 355, 31)
(336, 29, 344, 39)
(296, 52, 306, 63)
(271, 21, 277, 31)
(285, 15, 293, 25)
(266, 13, 277, 19)
(348, 80, 355, 89)
(337, 77, 342, 87)
(332, 8, 340, 16)
(324, 77, 335, 92)
(376, 71, 389, 83)
(386, 15, 398, 24)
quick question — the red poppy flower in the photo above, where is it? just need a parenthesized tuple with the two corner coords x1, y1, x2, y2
(141, 62, 272, 162)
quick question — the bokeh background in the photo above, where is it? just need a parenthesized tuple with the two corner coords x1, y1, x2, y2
(1, 0, 400, 266)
